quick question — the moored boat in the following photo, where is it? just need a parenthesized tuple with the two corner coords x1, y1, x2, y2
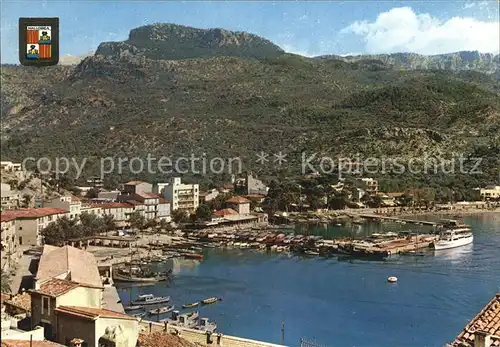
(304, 250, 320, 256)
(124, 305, 142, 311)
(201, 297, 220, 305)
(148, 305, 175, 315)
(182, 302, 200, 308)
(130, 294, 170, 306)
(183, 253, 204, 260)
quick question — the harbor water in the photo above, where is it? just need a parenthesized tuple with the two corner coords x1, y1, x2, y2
(117, 213, 500, 347)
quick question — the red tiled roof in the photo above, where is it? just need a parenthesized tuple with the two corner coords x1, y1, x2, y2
(245, 194, 265, 199)
(31, 278, 80, 297)
(0, 208, 67, 220)
(451, 293, 500, 346)
(221, 185, 234, 190)
(0, 214, 17, 222)
(226, 196, 250, 204)
(136, 192, 160, 199)
(124, 181, 147, 186)
(4, 292, 31, 312)
(1, 292, 11, 303)
(125, 200, 144, 206)
(1, 340, 64, 347)
(98, 203, 132, 209)
(213, 208, 239, 217)
(55, 305, 136, 321)
(137, 332, 198, 347)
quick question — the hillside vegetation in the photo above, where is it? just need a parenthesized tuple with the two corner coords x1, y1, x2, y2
(1, 24, 499, 187)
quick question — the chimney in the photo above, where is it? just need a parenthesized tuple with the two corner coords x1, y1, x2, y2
(474, 331, 491, 347)
(70, 338, 85, 347)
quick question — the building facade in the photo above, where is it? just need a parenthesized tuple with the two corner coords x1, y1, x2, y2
(123, 181, 152, 195)
(163, 178, 199, 213)
(0, 208, 68, 246)
(43, 196, 82, 220)
(479, 186, 500, 200)
(55, 306, 139, 347)
(358, 178, 379, 195)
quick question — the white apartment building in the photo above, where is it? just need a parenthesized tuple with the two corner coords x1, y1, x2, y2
(1, 183, 19, 210)
(163, 177, 199, 213)
(479, 186, 500, 200)
(358, 178, 379, 195)
(0, 161, 26, 181)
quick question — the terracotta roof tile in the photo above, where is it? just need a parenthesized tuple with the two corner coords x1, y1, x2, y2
(137, 332, 198, 347)
(0, 208, 67, 220)
(125, 200, 144, 206)
(226, 196, 250, 204)
(213, 208, 238, 217)
(136, 192, 160, 199)
(0, 214, 17, 222)
(1, 340, 65, 347)
(220, 185, 234, 190)
(1, 292, 11, 303)
(4, 292, 31, 312)
(31, 278, 79, 297)
(245, 194, 265, 199)
(451, 293, 500, 346)
(55, 305, 136, 321)
(98, 202, 132, 209)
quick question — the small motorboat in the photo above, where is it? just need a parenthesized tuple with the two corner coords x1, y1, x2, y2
(182, 302, 200, 308)
(304, 250, 320, 256)
(149, 305, 175, 315)
(387, 276, 398, 283)
(124, 305, 142, 311)
(201, 297, 220, 305)
(130, 294, 170, 306)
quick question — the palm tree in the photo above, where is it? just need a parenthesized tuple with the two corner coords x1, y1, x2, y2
(1, 270, 12, 293)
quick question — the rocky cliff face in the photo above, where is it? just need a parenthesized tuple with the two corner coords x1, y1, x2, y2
(316, 51, 500, 75)
(95, 23, 285, 61)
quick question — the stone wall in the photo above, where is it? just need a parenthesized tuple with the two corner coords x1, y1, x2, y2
(139, 320, 287, 347)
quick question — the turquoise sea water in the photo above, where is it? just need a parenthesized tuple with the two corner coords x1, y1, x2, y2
(117, 213, 500, 347)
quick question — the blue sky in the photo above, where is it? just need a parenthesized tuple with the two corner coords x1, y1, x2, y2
(1, 0, 499, 64)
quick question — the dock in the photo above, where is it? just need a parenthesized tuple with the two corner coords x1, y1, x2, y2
(346, 213, 439, 226)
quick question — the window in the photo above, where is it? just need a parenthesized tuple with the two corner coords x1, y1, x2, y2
(42, 296, 50, 314)
(19, 236, 23, 245)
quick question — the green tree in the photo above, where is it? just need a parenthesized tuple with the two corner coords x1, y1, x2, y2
(85, 188, 99, 199)
(171, 209, 189, 223)
(195, 204, 212, 221)
(79, 212, 105, 237)
(157, 219, 172, 234)
(129, 212, 146, 231)
(41, 216, 81, 246)
(1, 270, 12, 293)
(22, 194, 33, 208)
(102, 214, 116, 235)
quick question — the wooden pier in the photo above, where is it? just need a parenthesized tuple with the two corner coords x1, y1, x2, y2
(347, 213, 439, 226)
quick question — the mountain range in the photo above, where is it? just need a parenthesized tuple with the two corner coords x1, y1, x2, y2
(1, 23, 499, 188)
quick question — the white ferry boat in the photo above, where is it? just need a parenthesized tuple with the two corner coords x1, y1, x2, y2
(432, 220, 473, 250)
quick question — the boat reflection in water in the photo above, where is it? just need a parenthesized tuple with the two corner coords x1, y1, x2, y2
(432, 242, 473, 262)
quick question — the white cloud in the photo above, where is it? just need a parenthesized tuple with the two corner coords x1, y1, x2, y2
(341, 7, 500, 55)
(279, 43, 317, 57)
(59, 52, 94, 65)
